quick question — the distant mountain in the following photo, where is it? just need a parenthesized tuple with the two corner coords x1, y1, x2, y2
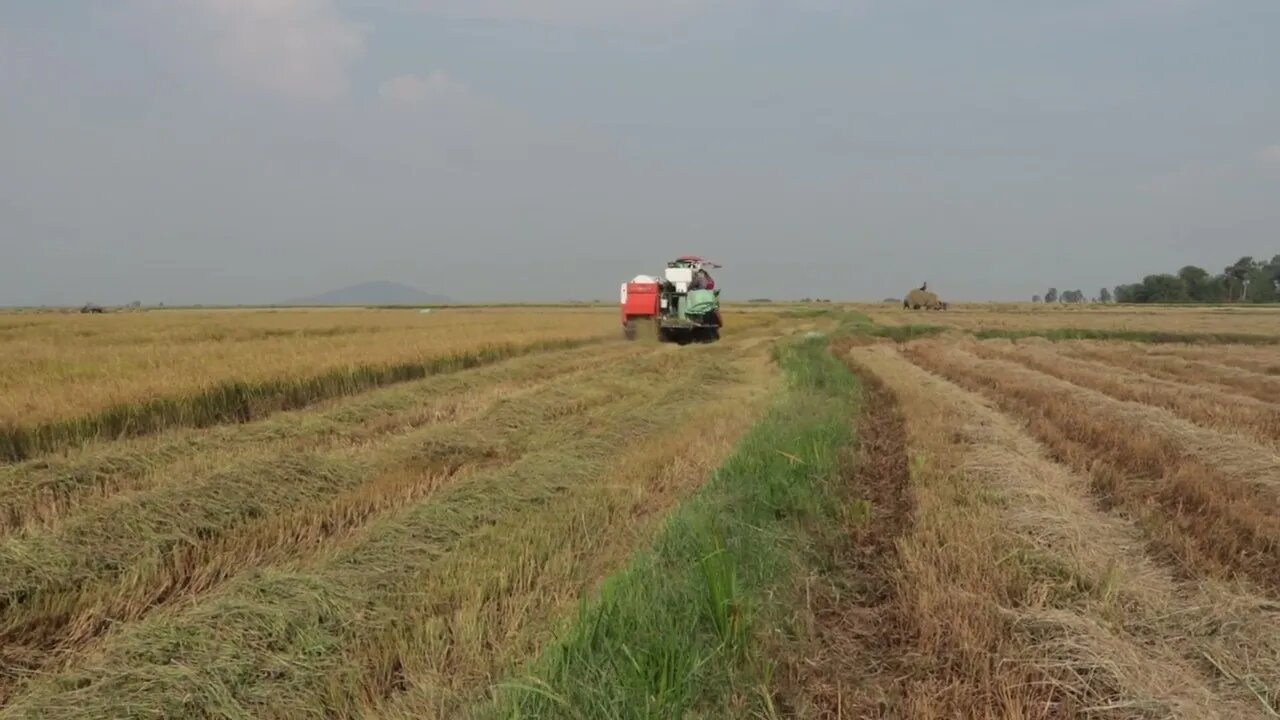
(284, 281, 452, 306)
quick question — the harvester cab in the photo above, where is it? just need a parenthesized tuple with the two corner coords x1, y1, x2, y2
(620, 256, 722, 344)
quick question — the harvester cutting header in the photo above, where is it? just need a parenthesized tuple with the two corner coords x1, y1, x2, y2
(620, 256, 723, 344)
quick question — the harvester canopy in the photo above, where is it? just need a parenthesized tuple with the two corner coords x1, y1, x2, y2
(670, 256, 721, 270)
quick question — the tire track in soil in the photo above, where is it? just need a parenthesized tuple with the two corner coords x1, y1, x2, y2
(791, 349, 912, 718)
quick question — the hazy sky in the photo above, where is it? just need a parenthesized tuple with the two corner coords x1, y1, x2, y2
(2, 1, 1277, 304)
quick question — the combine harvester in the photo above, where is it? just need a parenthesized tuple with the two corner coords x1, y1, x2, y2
(620, 256, 723, 344)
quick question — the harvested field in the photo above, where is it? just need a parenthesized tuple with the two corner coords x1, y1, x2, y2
(863, 302, 1280, 341)
(4, 305, 1279, 719)
(786, 305, 1280, 718)
(0, 306, 814, 719)
(1063, 343, 1280, 405)
(833, 343, 1280, 718)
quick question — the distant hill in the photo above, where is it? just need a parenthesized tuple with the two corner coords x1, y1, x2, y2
(284, 281, 451, 307)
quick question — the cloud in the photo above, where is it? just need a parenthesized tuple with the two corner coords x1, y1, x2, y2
(1258, 145, 1280, 168)
(182, 0, 365, 101)
(378, 71, 464, 106)
(417, 0, 718, 28)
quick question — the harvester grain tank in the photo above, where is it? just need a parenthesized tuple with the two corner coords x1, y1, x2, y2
(620, 256, 723, 343)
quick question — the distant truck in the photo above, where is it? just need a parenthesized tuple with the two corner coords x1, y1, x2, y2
(904, 285, 947, 310)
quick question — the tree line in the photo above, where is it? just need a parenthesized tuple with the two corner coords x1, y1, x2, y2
(1033, 255, 1280, 304)
(1032, 289, 1090, 304)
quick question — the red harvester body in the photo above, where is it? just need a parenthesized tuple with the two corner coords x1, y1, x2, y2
(620, 280, 660, 326)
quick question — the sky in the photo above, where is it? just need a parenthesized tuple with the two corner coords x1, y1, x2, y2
(1, 0, 1278, 305)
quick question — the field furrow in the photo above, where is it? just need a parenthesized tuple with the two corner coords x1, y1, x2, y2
(1066, 344, 1280, 405)
(905, 341, 1280, 594)
(969, 340, 1280, 443)
(0, 342, 641, 537)
(0, 342, 770, 719)
(788, 344, 912, 716)
(1152, 345, 1280, 377)
(919, 342, 1280, 495)
(852, 345, 1279, 719)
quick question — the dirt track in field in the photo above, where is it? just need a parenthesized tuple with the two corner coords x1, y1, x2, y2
(792, 347, 912, 717)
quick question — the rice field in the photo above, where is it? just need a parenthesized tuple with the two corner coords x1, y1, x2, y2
(0, 309, 619, 448)
(1, 304, 1278, 719)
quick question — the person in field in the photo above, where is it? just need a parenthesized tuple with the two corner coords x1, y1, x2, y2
(690, 267, 721, 326)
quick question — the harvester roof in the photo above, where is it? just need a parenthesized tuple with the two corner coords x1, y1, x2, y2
(670, 256, 722, 269)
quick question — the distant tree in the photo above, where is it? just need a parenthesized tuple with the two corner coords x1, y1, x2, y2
(1044, 288, 1058, 303)
(1139, 274, 1191, 303)
(1099, 287, 1112, 303)
(1032, 295, 1042, 303)
(1267, 255, 1280, 288)
(1225, 257, 1256, 301)
(1177, 265, 1214, 302)
(1246, 260, 1280, 303)
(1098, 252, 1280, 304)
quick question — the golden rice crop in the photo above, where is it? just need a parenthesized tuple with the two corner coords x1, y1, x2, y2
(0, 308, 618, 430)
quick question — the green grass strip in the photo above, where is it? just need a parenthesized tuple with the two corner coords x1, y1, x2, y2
(0, 337, 603, 463)
(865, 324, 948, 342)
(971, 327, 1280, 345)
(821, 311, 946, 343)
(482, 336, 861, 719)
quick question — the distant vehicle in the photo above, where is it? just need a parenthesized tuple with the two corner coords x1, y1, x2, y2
(620, 256, 723, 344)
